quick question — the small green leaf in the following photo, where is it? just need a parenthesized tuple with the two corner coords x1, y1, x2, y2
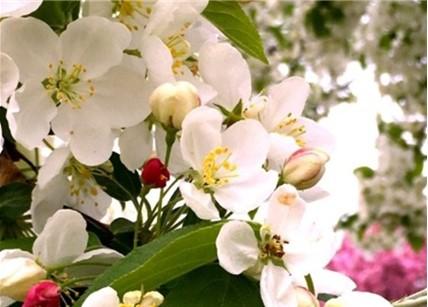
(30, 0, 80, 33)
(93, 153, 141, 202)
(354, 166, 375, 179)
(163, 265, 263, 307)
(0, 182, 32, 220)
(0, 237, 34, 252)
(202, 1, 268, 64)
(75, 222, 224, 306)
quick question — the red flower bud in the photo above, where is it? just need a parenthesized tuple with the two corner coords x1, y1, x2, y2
(23, 280, 60, 307)
(141, 158, 170, 188)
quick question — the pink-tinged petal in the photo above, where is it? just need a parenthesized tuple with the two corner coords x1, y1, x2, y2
(214, 170, 278, 214)
(12, 80, 57, 149)
(262, 77, 310, 131)
(216, 221, 259, 275)
(222, 119, 270, 169)
(180, 106, 223, 170)
(0, 17, 59, 81)
(199, 42, 251, 109)
(260, 263, 297, 307)
(33, 209, 88, 268)
(179, 181, 219, 220)
(59, 16, 131, 79)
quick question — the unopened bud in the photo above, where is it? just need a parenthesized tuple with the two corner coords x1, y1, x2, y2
(0, 258, 47, 301)
(141, 158, 170, 188)
(282, 148, 329, 190)
(123, 290, 142, 305)
(141, 291, 164, 307)
(23, 280, 60, 307)
(295, 287, 319, 307)
(149, 81, 200, 129)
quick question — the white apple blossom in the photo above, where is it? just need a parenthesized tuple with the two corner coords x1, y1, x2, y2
(0, 52, 19, 153)
(0, 209, 122, 303)
(31, 146, 112, 233)
(0, 16, 150, 166)
(199, 42, 335, 172)
(216, 184, 344, 307)
(0, 0, 42, 18)
(325, 291, 393, 307)
(82, 287, 164, 307)
(179, 106, 278, 219)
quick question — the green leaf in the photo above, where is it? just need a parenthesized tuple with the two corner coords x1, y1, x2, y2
(30, 0, 80, 33)
(0, 237, 34, 252)
(202, 1, 268, 64)
(75, 222, 224, 306)
(0, 182, 32, 220)
(93, 153, 141, 202)
(163, 265, 263, 307)
(354, 166, 375, 179)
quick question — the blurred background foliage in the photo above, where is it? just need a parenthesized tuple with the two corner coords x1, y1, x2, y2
(244, 0, 426, 251)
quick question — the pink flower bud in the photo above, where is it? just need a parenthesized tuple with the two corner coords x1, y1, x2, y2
(282, 148, 329, 190)
(141, 158, 170, 188)
(23, 280, 60, 307)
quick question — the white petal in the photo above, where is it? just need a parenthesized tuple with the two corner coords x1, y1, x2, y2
(0, 53, 19, 106)
(11, 79, 57, 149)
(309, 270, 356, 296)
(91, 66, 151, 128)
(119, 122, 153, 170)
(31, 175, 69, 233)
(179, 181, 219, 220)
(70, 185, 112, 221)
(326, 292, 393, 307)
(82, 287, 120, 307)
(67, 104, 116, 166)
(199, 42, 251, 109)
(267, 133, 300, 172)
(82, 0, 113, 17)
(37, 147, 70, 189)
(0, 0, 42, 17)
(262, 77, 310, 130)
(0, 249, 34, 262)
(214, 170, 277, 214)
(299, 117, 335, 153)
(141, 35, 175, 85)
(186, 18, 220, 53)
(266, 184, 306, 238)
(59, 16, 131, 79)
(260, 263, 297, 307)
(177, 67, 217, 105)
(50, 104, 73, 142)
(180, 106, 223, 170)
(215, 221, 259, 275)
(222, 119, 269, 169)
(33, 209, 88, 268)
(0, 17, 59, 81)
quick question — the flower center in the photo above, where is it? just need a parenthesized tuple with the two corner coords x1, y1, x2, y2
(42, 61, 95, 109)
(201, 146, 238, 188)
(63, 158, 99, 205)
(112, 0, 152, 31)
(164, 25, 192, 76)
(259, 226, 288, 263)
(273, 113, 306, 146)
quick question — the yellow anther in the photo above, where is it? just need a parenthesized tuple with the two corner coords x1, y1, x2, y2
(201, 146, 238, 188)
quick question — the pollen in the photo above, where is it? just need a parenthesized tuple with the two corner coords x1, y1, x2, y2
(202, 146, 238, 188)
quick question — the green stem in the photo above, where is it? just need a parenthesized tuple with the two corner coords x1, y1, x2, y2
(133, 187, 150, 248)
(304, 274, 315, 295)
(60, 275, 98, 288)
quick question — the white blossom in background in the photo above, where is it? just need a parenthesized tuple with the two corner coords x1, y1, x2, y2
(0, 210, 122, 303)
(179, 106, 277, 219)
(31, 147, 112, 233)
(216, 184, 350, 307)
(82, 287, 164, 307)
(0, 0, 42, 18)
(0, 16, 150, 166)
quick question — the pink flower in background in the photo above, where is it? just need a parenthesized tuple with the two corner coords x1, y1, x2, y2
(328, 236, 426, 300)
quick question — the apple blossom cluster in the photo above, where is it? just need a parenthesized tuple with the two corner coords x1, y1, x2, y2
(0, 1, 418, 307)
